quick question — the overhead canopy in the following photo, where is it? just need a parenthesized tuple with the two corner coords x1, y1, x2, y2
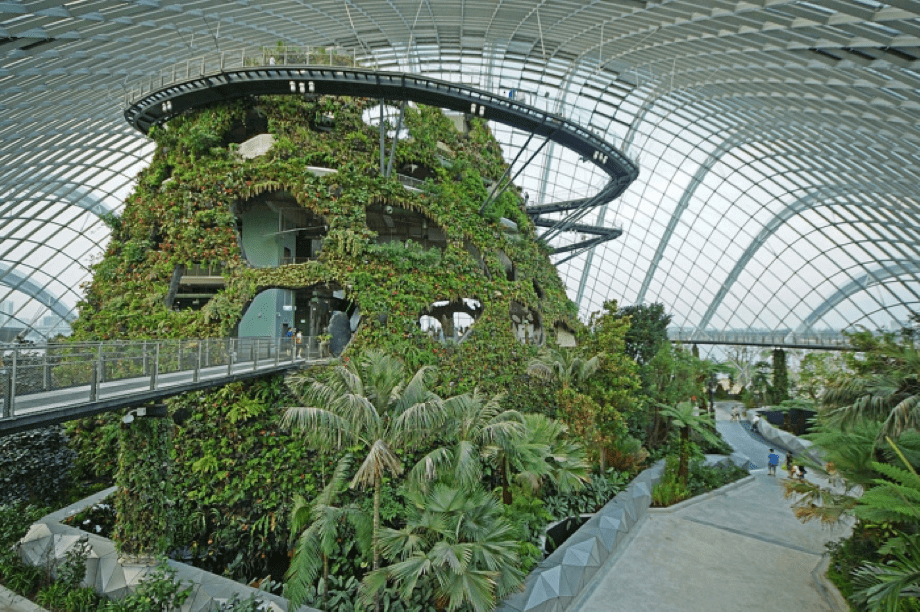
(2, 0, 919, 338)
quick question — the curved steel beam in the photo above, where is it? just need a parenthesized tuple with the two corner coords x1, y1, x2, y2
(0, 264, 77, 323)
(796, 261, 920, 334)
(697, 190, 920, 331)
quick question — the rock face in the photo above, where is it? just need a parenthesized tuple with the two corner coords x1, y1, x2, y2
(75, 94, 580, 388)
(237, 133, 275, 160)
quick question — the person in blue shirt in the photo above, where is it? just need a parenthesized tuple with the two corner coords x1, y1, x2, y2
(767, 448, 780, 476)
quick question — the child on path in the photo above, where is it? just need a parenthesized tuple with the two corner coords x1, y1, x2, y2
(767, 448, 780, 476)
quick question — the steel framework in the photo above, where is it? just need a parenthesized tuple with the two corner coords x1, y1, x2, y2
(3, 1, 920, 337)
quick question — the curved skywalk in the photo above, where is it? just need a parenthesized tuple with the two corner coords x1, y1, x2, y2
(2, 0, 920, 339)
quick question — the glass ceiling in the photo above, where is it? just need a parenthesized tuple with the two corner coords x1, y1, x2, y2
(2, 0, 919, 340)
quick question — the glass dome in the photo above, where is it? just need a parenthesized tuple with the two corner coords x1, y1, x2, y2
(2, 0, 919, 339)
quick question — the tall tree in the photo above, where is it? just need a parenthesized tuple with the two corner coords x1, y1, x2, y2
(644, 343, 708, 447)
(615, 303, 671, 366)
(772, 348, 790, 404)
(282, 350, 445, 576)
(483, 413, 590, 504)
(822, 331, 920, 438)
(407, 388, 524, 492)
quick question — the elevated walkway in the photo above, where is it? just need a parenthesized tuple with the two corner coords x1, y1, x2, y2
(669, 329, 853, 350)
(122, 46, 638, 263)
(569, 402, 850, 612)
(0, 337, 325, 436)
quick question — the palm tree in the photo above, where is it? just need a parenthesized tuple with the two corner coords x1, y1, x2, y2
(822, 341, 920, 439)
(282, 350, 445, 576)
(527, 345, 599, 389)
(285, 455, 371, 610)
(659, 401, 722, 485)
(407, 388, 524, 492)
(484, 412, 590, 504)
(359, 483, 525, 612)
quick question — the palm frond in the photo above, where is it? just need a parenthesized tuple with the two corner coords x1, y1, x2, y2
(853, 533, 920, 612)
(393, 396, 446, 441)
(406, 446, 455, 490)
(280, 407, 354, 448)
(351, 439, 403, 489)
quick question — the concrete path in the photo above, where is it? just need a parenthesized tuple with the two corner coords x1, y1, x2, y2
(570, 401, 850, 612)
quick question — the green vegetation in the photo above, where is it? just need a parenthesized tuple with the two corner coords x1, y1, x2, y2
(785, 321, 920, 611)
(0, 91, 742, 611)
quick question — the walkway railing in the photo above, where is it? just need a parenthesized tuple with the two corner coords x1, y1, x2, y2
(124, 46, 372, 104)
(668, 329, 853, 350)
(0, 336, 324, 426)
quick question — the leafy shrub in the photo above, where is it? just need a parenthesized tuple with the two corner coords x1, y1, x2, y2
(56, 538, 91, 590)
(2, 563, 43, 596)
(0, 502, 50, 597)
(62, 586, 101, 611)
(687, 460, 748, 496)
(35, 582, 71, 610)
(543, 469, 629, 519)
(651, 456, 690, 507)
(0, 426, 75, 504)
(651, 478, 690, 507)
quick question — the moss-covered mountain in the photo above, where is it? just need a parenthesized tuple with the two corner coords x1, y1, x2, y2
(76, 94, 579, 392)
(66, 93, 588, 585)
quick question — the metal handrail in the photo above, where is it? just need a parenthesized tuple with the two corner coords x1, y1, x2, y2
(0, 336, 325, 421)
(667, 329, 854, 349)
(123, 46, 371, 105)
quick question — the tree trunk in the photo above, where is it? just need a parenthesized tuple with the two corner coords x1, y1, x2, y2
(373, 476, 381, 612)
(678, 428, 689, 485)
(322, 554, 329, 611)
(501, 459, 512, 505)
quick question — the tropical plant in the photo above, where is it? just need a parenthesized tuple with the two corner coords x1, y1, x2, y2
(359, 483, 525, 612)
(821, 334, 920, 439)
(282, 350, 445, 574)
(527, 345, 599, 389)
(659, 401, 722, 485)
(528, 345, 617, 470)
(484, 412, 590, 504)
(848, 438, 920, 611)
(285, 455, 372, 610)
(407, 388, 524, 492)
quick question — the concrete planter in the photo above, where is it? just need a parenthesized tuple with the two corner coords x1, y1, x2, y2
(17, 487, 318, 612)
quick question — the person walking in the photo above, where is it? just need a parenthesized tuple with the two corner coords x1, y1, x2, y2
(767, 448, 780, 476)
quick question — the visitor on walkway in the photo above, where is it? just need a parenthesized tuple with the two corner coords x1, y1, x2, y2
(730, 406, 740, 421)
(767, 448, 779, 476)
(751, 414, 761, 433)
(785, 451, 794, 477)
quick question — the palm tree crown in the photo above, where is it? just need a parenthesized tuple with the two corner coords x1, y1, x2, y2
(282, 350, 446, 574)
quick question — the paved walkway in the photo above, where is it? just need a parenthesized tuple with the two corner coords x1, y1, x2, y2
(570, 401, 851, 612)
